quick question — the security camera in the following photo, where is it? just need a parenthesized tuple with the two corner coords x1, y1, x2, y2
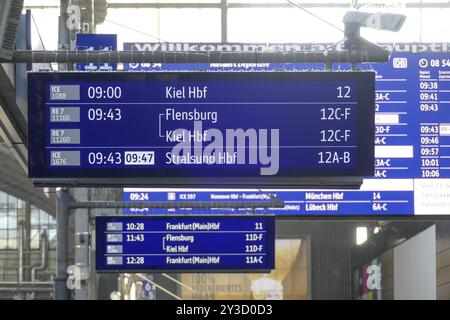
(342, 11, 406, 53)
(343, 11, 406, 32)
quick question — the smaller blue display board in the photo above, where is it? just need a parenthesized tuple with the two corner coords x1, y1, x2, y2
(96, 216, 275, 272)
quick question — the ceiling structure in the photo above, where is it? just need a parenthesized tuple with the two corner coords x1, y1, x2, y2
(0, 143, 55, 215)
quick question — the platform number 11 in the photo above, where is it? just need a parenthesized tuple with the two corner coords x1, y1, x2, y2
(255, 223, 263, 230)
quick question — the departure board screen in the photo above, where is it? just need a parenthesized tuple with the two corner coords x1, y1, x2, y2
(95, 216, 275, 271)
(28, 72, 375, 186)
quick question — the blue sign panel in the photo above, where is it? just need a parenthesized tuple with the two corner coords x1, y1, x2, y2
(122, 189, 414, 216)
(119, 43, 450, 216)
(76, 34, 117, 71)
(120, 48, 450, 180)
(141, 279, 156, 300)
(28, 72, 375, 186)
(95, 216, 275, 271)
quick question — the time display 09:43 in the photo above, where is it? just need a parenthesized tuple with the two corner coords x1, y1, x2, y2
(87, 151, 155, 165)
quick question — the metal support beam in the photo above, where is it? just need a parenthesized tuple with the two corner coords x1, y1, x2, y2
(58, 0, 70, 51)
(3, 49, 389, 64)
(0, 65, 28, 171)
(24, 2, 450, 9)
(54, 188, 70, 300)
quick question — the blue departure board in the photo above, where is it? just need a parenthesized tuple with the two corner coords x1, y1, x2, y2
(95, 216, 275, 271)
(28, 72, 375, 186)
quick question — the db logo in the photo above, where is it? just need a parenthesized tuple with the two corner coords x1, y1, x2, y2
(393, 57, 408, 68)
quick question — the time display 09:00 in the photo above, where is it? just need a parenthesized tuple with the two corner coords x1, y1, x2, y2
(87, 86, 122, 99)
